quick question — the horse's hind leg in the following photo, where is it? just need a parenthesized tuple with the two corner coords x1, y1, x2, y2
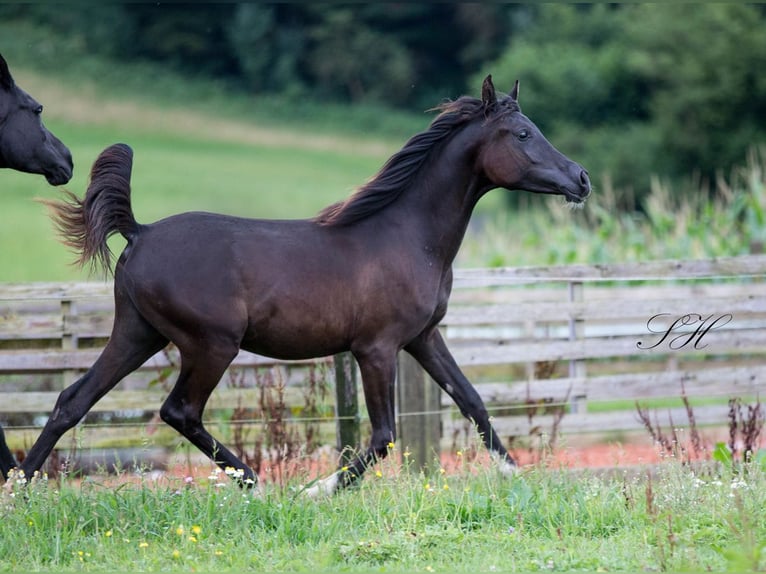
(19, 301, 169, 477)
(159, 345, 257, 487)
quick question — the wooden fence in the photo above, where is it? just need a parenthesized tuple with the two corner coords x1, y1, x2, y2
(1, 254, 765, 469)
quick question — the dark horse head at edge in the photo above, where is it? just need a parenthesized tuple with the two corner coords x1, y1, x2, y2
(5, 75, 590, 492)
(0, 53, 73, 185)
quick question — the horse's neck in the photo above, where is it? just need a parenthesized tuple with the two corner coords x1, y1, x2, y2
(390, 131, 487, 266)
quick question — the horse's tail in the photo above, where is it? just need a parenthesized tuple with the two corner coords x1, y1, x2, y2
(42, 143, 139, 276)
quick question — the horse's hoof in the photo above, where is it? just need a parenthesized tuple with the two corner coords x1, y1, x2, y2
(301, 471, 341, 498)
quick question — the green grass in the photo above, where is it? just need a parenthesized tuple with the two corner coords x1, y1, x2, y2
(1, 457, 764, 572)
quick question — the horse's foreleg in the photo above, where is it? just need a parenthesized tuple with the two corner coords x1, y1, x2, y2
(159, 347, 258, 488)
(404, 329, 516, 475)
(304, 347, 397, 497)
(0, 426, 18, 480)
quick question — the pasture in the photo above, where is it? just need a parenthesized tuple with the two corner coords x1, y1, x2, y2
(2, 459, 765, 572)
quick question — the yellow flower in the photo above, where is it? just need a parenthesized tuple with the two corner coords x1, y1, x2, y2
(188, 536, 197, 543)
(172, 549, 181, 559)
(176, 526, 185, 536)
(139, 542, 149, 548)
(375, 470, 383, 478)
(191, 525, 201, 535)
(387, 442, 395, 449)
(214, 550, 224, 556)
(456, 450, 463, 457)
(104, 530, 113, 538)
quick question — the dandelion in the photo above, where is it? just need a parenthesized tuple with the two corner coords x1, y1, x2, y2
(188, 536, 198, 543)
(404, 450, 411, 459)
(387, 442, 395, 449)
(214, 550, 224, 556)
(139, 542, 149, 549)
(176, 526, 185, 536)
(105, 530, 113, 538)
(172, 549, 181, 559)
(456, 450, 463, 457)
(375, 470, 383, 478)
(191, 525, 201, 535)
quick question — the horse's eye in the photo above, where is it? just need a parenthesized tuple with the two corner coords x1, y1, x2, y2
(34, 105, 43, 115)
(517, 129, 530, 141)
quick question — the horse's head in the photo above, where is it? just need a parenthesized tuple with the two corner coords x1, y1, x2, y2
(476, 75, 590, 204)
(0, 54, 73, 185)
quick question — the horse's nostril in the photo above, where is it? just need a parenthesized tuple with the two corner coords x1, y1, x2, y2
(580, 170, 590, 186)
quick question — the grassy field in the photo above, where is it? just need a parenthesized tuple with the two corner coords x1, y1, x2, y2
(1, 456, 764, 572)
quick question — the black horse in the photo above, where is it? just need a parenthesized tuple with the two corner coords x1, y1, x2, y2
(18, 76, 589, 492)
(0, 53, 74, 481)
(0, 53, 73, 185)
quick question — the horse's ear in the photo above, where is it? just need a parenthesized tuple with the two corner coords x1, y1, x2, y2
(481, 74, 497, 109)
(510, 79, 520, 101)
(0, 54, 13, 91)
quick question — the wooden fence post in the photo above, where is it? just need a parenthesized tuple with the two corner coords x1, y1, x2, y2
(568, 281, 587, 413)
(333, 352, 360, 463)
(396, 352, 441, 472)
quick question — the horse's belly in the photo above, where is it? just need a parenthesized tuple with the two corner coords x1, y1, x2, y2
(240, 312, 349, 361)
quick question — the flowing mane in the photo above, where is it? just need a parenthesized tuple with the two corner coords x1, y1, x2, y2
(314, 95, 518, 227)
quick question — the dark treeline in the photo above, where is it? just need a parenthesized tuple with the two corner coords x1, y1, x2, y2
(3, 3, 765, 200)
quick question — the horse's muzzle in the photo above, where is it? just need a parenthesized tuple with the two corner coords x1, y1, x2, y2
(567, 169, 591, 203)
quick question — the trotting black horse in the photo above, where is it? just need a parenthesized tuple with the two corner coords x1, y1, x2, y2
(15, 76, 589, 493)
(0, 53, 74, 481)
(0, 53, 73, 185)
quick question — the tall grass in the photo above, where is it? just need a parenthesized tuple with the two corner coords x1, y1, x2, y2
(1, 456, 764, 571)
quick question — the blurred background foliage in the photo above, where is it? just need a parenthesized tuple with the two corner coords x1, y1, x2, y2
(2, 3, 765, 206)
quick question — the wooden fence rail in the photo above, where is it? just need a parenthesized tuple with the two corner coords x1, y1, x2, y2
(1, 254, 765, 469)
